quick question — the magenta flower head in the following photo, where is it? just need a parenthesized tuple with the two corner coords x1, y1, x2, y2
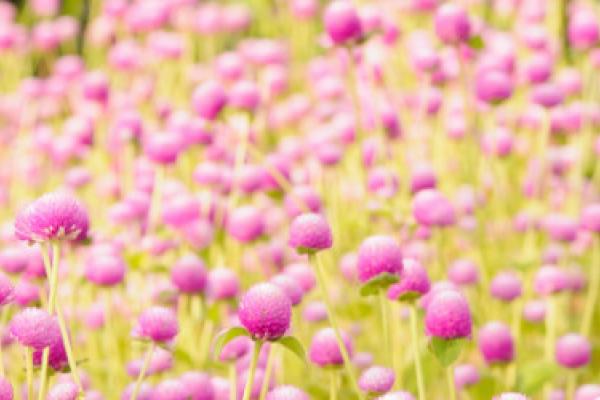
(434, 3, 471, 44)
(377, 391, 415, 400)
(238, 283, 291, 341)
(490, 271, 522, 302)
(179, 371, 214, 400)
(47, 382, 79, 400)
(226, 206, 265, 243)
(357, 235, 403, 283)
(555, 334, 591, 369)
(454, 363, 480, 390)
(33, 328, 67, 370)
(15, 191, 89, 243)
(266, 386, 309, 400)
(534, 265, 569, 296)
(425, 291, 472, 339)
(137, 306, 179, 342)
(270, 275, 303, 306)
(359, 366, 395, 395)
(288, 213, 333, 254)
(493, 394, 529, 400)
(208, 267, 240, 301)
(568, 12, 599, 50)
(0, 273, 13, 306)
(9, 307, 60, 349)
(192, 81, 228, 121)
(412, 189, 456, 227)
(219, 335, 251, 362)
(309, 327, 353, 367)
(0, 377, 12, 400)
(475, 70, 514, 104)
(323, 1, 362, 45)
(388, 258, 430, 301)
(448, 259, 479, 286)
(284, 263, 315, 293)
(478, 321, 514, 364)
(575, 384, 600, 400)
(171, 254, 208, 295)
(153, 379, 188, 400)
(122, 383, 154, 400)
(523, 300, 546, 323)
(581, 204, 600, 233)
(84, 254, 126, 287)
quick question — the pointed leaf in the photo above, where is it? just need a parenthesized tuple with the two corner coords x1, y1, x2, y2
(360, 273, 399, 297)
(468, 35, 485, 50)
(277, 336, 306, 363)
(213, 327, 250, 359)
(428, 337, 465, 367)
(516, 361, 558, 395)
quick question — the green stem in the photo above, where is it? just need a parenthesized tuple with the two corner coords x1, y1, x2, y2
(566, 371, 576, 400)
(242, 341, 263, 400)
(581, 236, 600, 336)
(26, 347, 34, 400)
(410, 305, 426, 400)
(379, 290, 390, 365)
(310, 253, 363, 400)
(56, 304, 85, 397)
(229, 363, 237, 400)
(330, 371, 338, 400)
(544, 296, 557, 398)
(259, 345, 276, 400)
(446, 366, 456, 400)
(130, 342, 156, 400)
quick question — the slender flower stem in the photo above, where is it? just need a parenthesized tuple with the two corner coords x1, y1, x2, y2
(544, 296, 557, 398)
(242, 340, 263, 400)
(379, 289, 390, 365)
(330, 371, 338, 400)
(229, 363, 237, 400)
(259, 345, 276, 400)
(26, 347, 34, 400)
(131, 342, 156, 400)
(581, 235, 600, 336)
(148, 165, 165, 231)
(446, 366, 456, 400)
(309, 253, 363, 400)
(566, 371, 576, 400)
(410, 305, 425, 400)
(56, 304, 84, 397)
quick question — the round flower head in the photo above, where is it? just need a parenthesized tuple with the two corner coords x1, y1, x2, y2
(581, 204, 600, 233)
(534, 265, 568, 296)
(568, 12, 599, 50)
(179, 372, 214, 400)
(359, 366, 395, 395)
(357, 235, 403, 283)
(192, 81, 227, 121)
(137, 306, 179, 342)
(555, 334, 591, 369)
(425, 291, 472, 339)
(388, 259, 430, 301)
(122, 382, 154, 400)
(47, 382, 78, 400)
(208, 267, 240, 301)
(238, 283, 291, 340)
(288, 213, 333, 253)
(171, 254, 208, 294)
(84, 254, 126, 287)
(303, 301, 327, 323)
(324, 1, 362, 45)
(153, 379, 189, 400)
(219, 335, 251, 362)
(284, 263, 315, 293)
(266, 385, 309, 400)
(309, 327, 353, 367)
(226, 206, 265, 243)
(478, 322, 514, 364)
(448, 259, 479, 286)
(575, 384, 600, 400)
(0, 377, 13, 400)
(454, 363, 480, 390)
(33, 328, 67, 370)
(15, 191, 89, 243)
(270, 275, 303, 306)
(490, 272, 522, 302)
(377, 392, 415, 400)
(0, 273, 13, 306)
(412, 189, 456, 227)
(475, 70, 514, 104)
(434, 3, 471, 44)
(523, 300, 546, 323)
(9, 307, 60, 349)
(494, 394, 529, 400)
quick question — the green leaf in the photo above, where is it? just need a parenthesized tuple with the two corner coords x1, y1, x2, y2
(396, 291, 422, 303)
(173, 347, 194, 367)
(468, 35, 485, 50)
(467, 374, 498, 399)
(428, 337, 465, 367)
(360, 273, 399, 297)
(213, 327, 250, 359)
(516, 361, 558, 395)
(277, 336, 306, 363)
